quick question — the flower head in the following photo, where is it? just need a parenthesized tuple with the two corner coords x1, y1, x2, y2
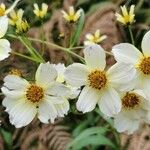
(62, 6, 82, 23)
(33, 3, 48, 19)
(9, 9, 24, 26)
(64, 44, 135, 116)
(112, 30, 150, 100)
(16, 19, 30, 34)
(2, 62, 70, 128)
(115, 5, 135, 25)
(114, 89, 150, 134)
(84, 29, 107, 46)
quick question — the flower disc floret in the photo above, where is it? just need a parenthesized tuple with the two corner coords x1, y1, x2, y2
(139, 57, 150, 75)
(122, 92, 140, 109)
(88, 70, 107, 90)
(26, 84, 44, 103)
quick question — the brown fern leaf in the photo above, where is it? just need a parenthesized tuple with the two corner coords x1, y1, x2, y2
(13, 119, 72, 150)
(121, 124, 150, 150)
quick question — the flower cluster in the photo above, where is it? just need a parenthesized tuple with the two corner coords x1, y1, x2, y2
(0, 1, 150, 136)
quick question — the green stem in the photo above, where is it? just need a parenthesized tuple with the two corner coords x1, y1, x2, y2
(11, 51, 42, 63)
(40, 21, 45, 56)
(29, 37, 85, 63)
(128, 26, 135, 45)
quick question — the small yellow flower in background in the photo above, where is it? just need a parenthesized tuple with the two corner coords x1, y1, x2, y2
(9, 68, 22, 77)
(0, 3, 6, 16)
(115, 5, 135, 25)
(62, 6, 82, 23)
(33, 3, 48, 19)
(16, 19, 30, 33)
(9, 9, 24, 26)
(84, 29, 107, 46)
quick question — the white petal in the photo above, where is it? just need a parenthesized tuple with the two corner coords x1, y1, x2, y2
(142, 78, 150, 100)
(1, 87, 25, 99)
(45, 82, 70, 97)
(0, 39, 11, 61)
(77, 86, 99, 113)
(0, 16, 8, 38)
(114, 112, 140, 134)
(112, 43, 143, 64)
(54, 99, 69, 117)
(98, 87, 121, 117)
(54, 63, 66, 83)
(107, 63, 136, 90)
(142, 30, 150, 57)
(64, 63, 88, 87)
(3, 75, 29, 90)
(35, 62, 57, 88)
(68, 86, 80, 99)
(84, 44, 106, 70)
(4, 98, 37, 128)
(38, 98, 58, 123)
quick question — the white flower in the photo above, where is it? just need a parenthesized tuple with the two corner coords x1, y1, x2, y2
(54, 63, 80, 99)
(114, 89, 150, 134)
(0, 0, 20, 60)
(112, 30, 150, 100)
(2, 62, 70, 128)
(84, 29, 107, 46)
(0, 16, 11, 60)
(64, 44, 135, 116)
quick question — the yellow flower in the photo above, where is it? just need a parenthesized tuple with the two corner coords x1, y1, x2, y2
(9, 9, 24, 26)
(84, 29, 107, 46)
(0, 3, 6, 16)
(0, 0, 20, 17)
(62, 6, 82, 23)
(16, 19, 30, 33)
(115, 5, 135, 25)
(33, 3, 48, 19)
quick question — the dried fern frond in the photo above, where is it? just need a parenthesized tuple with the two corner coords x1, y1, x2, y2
(13, 119, 72, 150)
(121, 124, 150, 150)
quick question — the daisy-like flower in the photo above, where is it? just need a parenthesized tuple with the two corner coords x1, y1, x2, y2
(33, 3, 48, 19)
(114, 89, 150, 134)
(54, 63, 80, 99)
(2, 62, 70, 128)
(112, 30, 150, 100)
(9, 9, 24, 26)
(84, 29, 107, 46)
(64, 44, 136, 116)
(115, 5, 135, 25)
(62, 6, 82, 23)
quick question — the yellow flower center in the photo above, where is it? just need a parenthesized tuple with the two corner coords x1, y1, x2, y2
(122, 92, 140, 109)
(124, 15, 130, 24)
(139, 57, 150, 75)
(88, 70, 107, 90)
(0, 7, 5, 16)
(26, 84, 44, 103)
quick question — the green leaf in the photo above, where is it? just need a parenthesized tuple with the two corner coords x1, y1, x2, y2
(68, 126, 110, 149)
(0, 129, 12, 150)
(70, 9, 85, 47)
(71, 134, 116, 150)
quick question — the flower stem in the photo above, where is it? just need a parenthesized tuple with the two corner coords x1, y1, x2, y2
(128, 26, 135, 45)
(11, 51, 42, 63)
(28, 37, 85, 63)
